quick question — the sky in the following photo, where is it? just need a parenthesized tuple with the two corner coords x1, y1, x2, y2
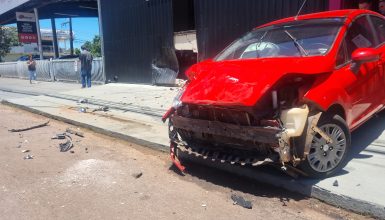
(8, 17, 99, 49)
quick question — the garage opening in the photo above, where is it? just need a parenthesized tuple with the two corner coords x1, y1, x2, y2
(172, 0, 197, 80)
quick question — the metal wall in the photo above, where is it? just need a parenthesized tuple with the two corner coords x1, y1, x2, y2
(194, 0, 329, 60)
(99, 0, 176, 84)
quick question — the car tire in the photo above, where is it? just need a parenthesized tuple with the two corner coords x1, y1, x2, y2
(300, 113, 351, 178)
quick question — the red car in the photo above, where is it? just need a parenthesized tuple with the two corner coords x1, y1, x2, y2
(163, 9, 385, 178)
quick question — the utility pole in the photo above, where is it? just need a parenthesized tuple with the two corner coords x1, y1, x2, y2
(69, 17, 74, 55)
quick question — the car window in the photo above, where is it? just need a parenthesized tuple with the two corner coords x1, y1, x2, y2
(370, 15, 385, 45)
(336, 39, 348, 67)
(345, 16, 376, 59)
(215, 18, 344, 61)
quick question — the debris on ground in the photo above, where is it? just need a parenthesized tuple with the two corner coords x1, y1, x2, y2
(85, 147, 88, 153)
(132, 172, 143, 179)
(201, 204, 207, 207)
(19, 133, 23, 138)
(70, 150, 75, 154)
(21, 149, 30, 153)
(66, 128, 84, 138)
(92, 106, 109, 112)
(52, 134, 66, 140)
(9, 120, 50, 132)
(79, 107, 87, 113)
(23, 154, 34, 160)
(78, 99, 88, 104)
(333, 180, 339, 187)
(59, 134, 73, 152)
(231, 194, 253, 209)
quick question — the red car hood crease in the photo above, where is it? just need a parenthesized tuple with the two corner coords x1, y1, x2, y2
(181, 57, 334, 107)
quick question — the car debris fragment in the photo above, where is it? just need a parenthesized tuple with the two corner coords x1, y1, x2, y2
(9, 120, 49, 132)
(21, 149, 30, 153)
(231, 194, 253, 209)
(52, 134, 66, 140)
(92, 106, 109, 112)
(79, 107, 87, 113)
(132, 172, 143, 179)
(23, 154, 34, 160)
(66, 128, 84, 138)
(59, 134, 73, 152)
(333, 180, 339, 187)
(78, 99, 88, 104)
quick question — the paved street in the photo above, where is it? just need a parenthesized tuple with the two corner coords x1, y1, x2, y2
(0, 104, 370, 220)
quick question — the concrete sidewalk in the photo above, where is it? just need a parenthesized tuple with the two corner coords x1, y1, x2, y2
(1, 78, 384, 219)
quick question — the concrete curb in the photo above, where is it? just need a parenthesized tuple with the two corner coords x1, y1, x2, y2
(1, 100, 168, 153)
(2, 99, 384, 219)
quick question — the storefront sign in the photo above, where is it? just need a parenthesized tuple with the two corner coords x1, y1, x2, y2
(16, 12, 37, 43)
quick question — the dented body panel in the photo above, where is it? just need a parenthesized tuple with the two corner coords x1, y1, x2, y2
(164, 9, 385, 175)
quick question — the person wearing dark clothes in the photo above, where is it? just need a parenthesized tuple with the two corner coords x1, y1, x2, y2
(79, 45, 93, 88)
(27, 55, 36, 84)
(358, 0, 374, 10)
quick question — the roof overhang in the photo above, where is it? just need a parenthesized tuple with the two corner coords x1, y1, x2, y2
(0, 0, 98, 25)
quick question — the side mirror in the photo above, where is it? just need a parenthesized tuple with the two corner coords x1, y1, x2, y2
(351, 48, 380, 74)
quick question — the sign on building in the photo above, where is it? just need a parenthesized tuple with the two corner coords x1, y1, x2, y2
(16, 12, 37, 43)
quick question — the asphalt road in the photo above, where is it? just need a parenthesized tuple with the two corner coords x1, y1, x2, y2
(0, 104, 371, 220)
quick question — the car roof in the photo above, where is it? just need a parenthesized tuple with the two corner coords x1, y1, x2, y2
(257, 9, 382, 29)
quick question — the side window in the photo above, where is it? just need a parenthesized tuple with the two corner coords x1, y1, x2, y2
(345, 16, 376, 60)
(336, 39, 347, 67)
(370, 16, 385, 45)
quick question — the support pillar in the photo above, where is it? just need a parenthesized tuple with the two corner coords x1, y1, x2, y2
(34, 8, 43, 60)
(51, 18, 59, 58)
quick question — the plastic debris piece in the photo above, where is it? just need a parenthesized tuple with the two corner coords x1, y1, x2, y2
(132, 172, 143, 179)
(79, 107, 87, 113)
(24, 155, 34, 160)
(78, 99, 88, 104)
(92, 106, 109, 112)
(59, 134, 73, 152)
(333, 180, 339, 187)
(52, 134, 66, 140)
(9, 121, 49, 132)
(66, 128, 84, 137)
(201, 204, 207, 207)
(22, 150, 30, 153)
(231, 194, 252, 209)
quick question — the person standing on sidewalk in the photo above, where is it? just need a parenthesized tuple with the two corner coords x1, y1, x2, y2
(27, 55, 37, 84)
(79, 45, 93, 88)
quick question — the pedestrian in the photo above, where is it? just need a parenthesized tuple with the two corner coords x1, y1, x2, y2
(79, 45, 93, 88)
(379, 0, 385, 15)
(27, 55, 36, 84)
(358, 0, 374, 10)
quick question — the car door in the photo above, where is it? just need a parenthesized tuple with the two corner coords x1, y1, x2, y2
(341, 15, 382, 127)
(369, 15, 385, 104)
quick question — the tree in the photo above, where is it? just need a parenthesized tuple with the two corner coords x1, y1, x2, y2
(74, 48, 81, 55)
(82, 35, 101, 57)
(0, 26, 20, 62)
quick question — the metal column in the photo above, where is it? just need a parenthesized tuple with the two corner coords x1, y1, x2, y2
(34, 8, 43, 60)
(51, 18, 59, 58)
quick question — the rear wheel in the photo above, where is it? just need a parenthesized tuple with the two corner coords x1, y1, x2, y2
(300, 114, 351, 178)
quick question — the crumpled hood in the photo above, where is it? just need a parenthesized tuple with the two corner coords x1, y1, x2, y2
(181, 56, 334, 107)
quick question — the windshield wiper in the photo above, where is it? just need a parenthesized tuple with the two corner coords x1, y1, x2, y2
(284, 30, 308, 57)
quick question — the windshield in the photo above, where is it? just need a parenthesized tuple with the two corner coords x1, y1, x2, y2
(215, 18, 344, 61)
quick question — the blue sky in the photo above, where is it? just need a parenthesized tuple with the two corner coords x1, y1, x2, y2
(8, 17, 99, 49)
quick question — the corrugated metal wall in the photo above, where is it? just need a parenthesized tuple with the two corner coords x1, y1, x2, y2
(99, 0, 174, 84)
(195, 0, 329, 60)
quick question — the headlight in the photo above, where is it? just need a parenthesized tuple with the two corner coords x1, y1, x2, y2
(172, 86, 186, 108)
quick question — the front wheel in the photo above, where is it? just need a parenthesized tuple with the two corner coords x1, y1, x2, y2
(300, 114, 351, 178)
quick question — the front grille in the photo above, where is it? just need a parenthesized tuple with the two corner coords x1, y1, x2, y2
(178, 104, 255, 126)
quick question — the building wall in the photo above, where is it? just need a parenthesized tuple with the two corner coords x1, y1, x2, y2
(195, 0, 329, 61)
(99, 0, 175, 84)
(99, 0, 329, 84)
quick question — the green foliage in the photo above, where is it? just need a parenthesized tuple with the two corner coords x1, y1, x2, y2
(0, 26, 20, 62)
(74, 48, 81, 55)
(82, 35, 101, 57)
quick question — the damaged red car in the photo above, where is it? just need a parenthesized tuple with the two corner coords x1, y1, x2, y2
(163, 10, 385, 178)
